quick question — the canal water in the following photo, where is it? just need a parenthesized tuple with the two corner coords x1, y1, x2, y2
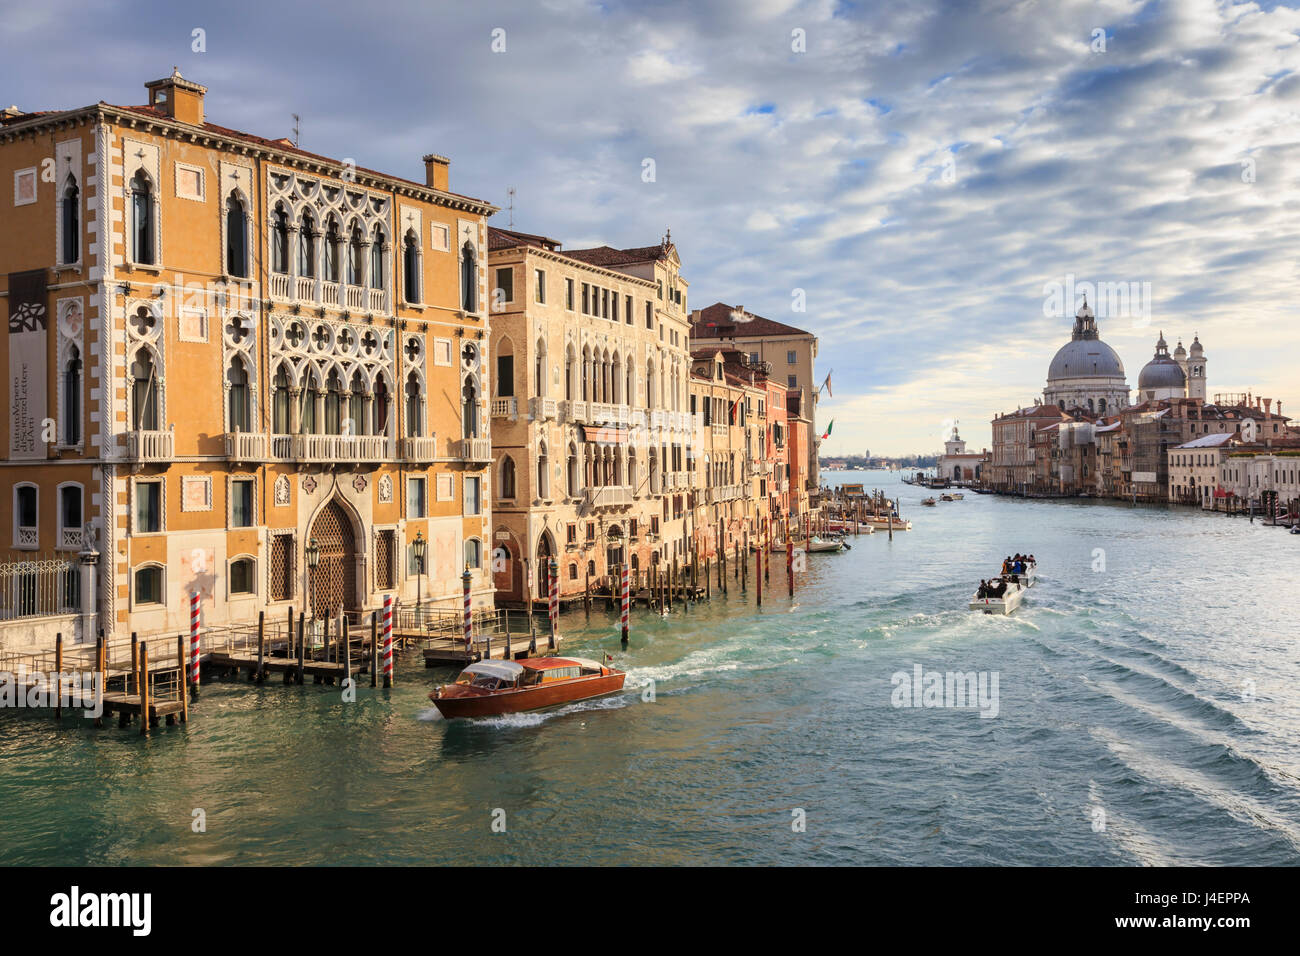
(2, 470, 1298, 865)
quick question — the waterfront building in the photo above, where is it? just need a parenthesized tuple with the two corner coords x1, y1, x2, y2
(987, 404, 1071, 493)
(687, 347, 767, 557)
(936, 426, 990, 483)
(1042, 300, 1129, 415)
(690, 302, 820, 508)
(762, 375, 791, 533)
(484, 226, 696, 602)
(0, 72, 497, 649)
(1136, 332, 1210, 403)
(1168, 433, 1234, 507)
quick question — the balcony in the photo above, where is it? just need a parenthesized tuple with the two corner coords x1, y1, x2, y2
(369, 289, 387, 313)
(322, 280, 341, 307)
(562, 400, 589, 423)
(295, 275, 316, 301)
(291, 434, 392, 463)
(401, 436, 438, 461)
(59, 526, 83, 550)
(269, 272, 291, 300)
(125, 429, 174, 462)
(708, 484, 744, 504)
(491, 397, 518, 420)
(224, 430, 267, 463)
(585, 485, 633, 509)
(346, 285, 367, 310)
(530, 397, 558, 421)
(453, 437, 492, 462)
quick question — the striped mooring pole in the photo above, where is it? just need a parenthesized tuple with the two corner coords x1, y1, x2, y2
(381, 594, 394, 688)
(189, 591, 201, 696)
(620, 562, 630, 644)
(462, 566, 473, 657)
(548, 557, 559, 650)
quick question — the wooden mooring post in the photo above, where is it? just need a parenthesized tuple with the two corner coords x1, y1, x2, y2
(54, 633, 64, 720)
(138, 643, 150, 737)
(370, 613, 379, 688)
(255, 611, 266, 682)
(177, 635, 188, 724)
(296, 613, 306, 685)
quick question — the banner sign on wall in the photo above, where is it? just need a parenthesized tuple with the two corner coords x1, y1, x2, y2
(7, 269, 49, 460)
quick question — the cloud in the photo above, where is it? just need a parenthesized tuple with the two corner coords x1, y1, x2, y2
(3, 0, 1298, 456)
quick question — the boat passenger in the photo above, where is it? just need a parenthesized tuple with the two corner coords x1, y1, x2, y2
(977, 580, 989, 599)
(1002, 557, 1012, 574)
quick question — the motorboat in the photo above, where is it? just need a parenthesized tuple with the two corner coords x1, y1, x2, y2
(921, 497, 937, 507)
(824, 519, 876, 534)
(863, 514, 911, 530)
(769, 536, 846, 554)
(969, 578, 1025, 615)
(430, 657, 625, 718)
(940, 493, 955, 502)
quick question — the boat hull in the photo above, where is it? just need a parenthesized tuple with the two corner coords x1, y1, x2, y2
(432, 672, 626, 718)
(969, 585, 1024, 615)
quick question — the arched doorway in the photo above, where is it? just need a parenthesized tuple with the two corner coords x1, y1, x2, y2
(309, 498, 357, 618)
(492, 534, 523, 603)
(535, 530, 555, 601)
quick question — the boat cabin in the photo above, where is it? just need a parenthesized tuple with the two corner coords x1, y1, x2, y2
(452, 657, 609, 691)
(455, 660, 525, 690)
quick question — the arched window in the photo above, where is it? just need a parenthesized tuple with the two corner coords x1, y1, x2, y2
(61, 176, 79, 264)
(537, 442, 550, 499)
(465, 538, 482, 570)
(130, 171, 154, 264)
(405, 372, 423, 437)
(462, 377, 479, 438)
(370, 226, 385, 290)
(565, 346, 574, 401)
(227, 355, 251, 432)
(272, 206, 290, 274)
(534, 338, 546, 398)
(347, 224, 364, 285)
(500, 456, 517, 499)
(403, 232, 420, 303)
(349, 370, 366, 435)
(324, 218, 341, 283)
(324, 368, 342, 434)
(63, 346, 81, 445)
(567, 443, 580, 497)
(230, 557, 255, 595)
(134, 564, 163, 605)
(298, 210, 316, 277)
(372, 376, 390, 435)
(300, 372, 319, 434)
(226, 193, 247, 277)
(272, 365, 290, 434)
(568, 563, 578, 581)
(130, 348, 159, 430)
(460, 240, 477, 311)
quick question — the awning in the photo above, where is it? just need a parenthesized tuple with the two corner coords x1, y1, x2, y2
(460, 660, 524, 680)
(583, 425, 628, 444)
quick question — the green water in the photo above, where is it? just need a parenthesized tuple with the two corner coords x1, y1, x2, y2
(3, 471, 1299, 865)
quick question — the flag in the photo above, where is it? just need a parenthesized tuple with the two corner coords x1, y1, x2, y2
(820, 420, 834, 441)
(818, 370, 833, 398)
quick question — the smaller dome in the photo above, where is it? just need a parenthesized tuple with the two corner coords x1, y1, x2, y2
(1174, 340, 1186, 359)
(1189, 335, 1204, 356)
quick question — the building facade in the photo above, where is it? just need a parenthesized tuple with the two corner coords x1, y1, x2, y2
(0, 72, 497, 648)
(484, 227, 696, 602)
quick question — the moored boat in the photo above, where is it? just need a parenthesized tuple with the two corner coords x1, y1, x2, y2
(769, 535, 847, 553)
(430, 657, 626, 718)
(862, 514, 911, 530)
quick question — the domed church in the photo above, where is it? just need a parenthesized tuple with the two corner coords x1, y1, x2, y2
(1137, 333, 1207, 403)
(1043, 298, 1130, 415)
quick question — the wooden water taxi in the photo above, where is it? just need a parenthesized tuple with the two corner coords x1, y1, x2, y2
(921, 497, 937, 507)
(429, 657, 626, 718)
(863, 514, 911, 530)
(969, 578, 1025, 615)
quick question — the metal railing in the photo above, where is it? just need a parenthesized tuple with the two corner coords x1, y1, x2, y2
(0, 557, 81, 621)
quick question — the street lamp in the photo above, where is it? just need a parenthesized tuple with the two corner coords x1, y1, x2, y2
(305, 537, 321, 623)
(412, 531, 427, 611)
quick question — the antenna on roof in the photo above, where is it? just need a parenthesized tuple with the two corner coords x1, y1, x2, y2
(506, 186, 516, 228)
(291, 113, 300, 148)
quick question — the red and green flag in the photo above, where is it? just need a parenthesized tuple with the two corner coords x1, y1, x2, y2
(820, 420, 834, 441)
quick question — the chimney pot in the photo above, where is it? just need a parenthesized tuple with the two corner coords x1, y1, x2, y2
(144, 71, 206, 125)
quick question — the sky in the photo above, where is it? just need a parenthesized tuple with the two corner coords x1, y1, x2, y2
(4, 0, 1298, 456)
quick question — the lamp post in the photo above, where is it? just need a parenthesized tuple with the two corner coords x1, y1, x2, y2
(305, 537, 321, 636)
(413, 531, 427, 612)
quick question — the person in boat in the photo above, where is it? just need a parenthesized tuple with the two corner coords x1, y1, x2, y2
(990, 578, 1007, 598)
(1028, 554, 1036, 566)
(976, 579, 989, 599)
(1001, 556, 1012, 574)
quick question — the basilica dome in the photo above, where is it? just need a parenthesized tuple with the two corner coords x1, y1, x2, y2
(1137, 332, 1186, 395)
(1042, 299, 1130, 414)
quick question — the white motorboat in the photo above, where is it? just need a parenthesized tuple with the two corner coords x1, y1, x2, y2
(969, 579, 1025, 615)
(770, 536, 846, 554)
(863, 515, 911, 530)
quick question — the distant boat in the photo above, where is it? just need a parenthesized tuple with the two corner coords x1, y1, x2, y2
(430, 657, 625, 718)
(922, 497, 937, 507)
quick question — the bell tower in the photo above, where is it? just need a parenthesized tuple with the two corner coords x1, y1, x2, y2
(1187, 335, 1207, 401)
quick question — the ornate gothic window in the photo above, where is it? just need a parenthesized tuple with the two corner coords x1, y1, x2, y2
(373, 376, 390, 435)
(348, 225, 364, 285)
(403, 232, 420, 303)
(500, 455, 517, 499)
(63, 346, 81, 445)
(325, 218, 342, 283)
(324, 368, 342, 434)
(226, 193, 247, 277)
(272, 207, 289, 274)
(298, 210, 316, 277)
(462, 376, 479, 438)
(227, 355, 251, 432)
(460, 240, 477, 312)
(61, 176, 79, 264)
(130, 171, 154, 265)
(405, 372, 423, 437)
(370, 226, 385, 290)
(130, 348, 159, 430)
(272, 365, 290, 434)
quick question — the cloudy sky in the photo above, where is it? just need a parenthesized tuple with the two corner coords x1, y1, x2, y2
(5, 0, 1298, 455)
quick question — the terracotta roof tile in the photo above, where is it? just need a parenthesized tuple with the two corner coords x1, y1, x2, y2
(690, 302, 812, 339)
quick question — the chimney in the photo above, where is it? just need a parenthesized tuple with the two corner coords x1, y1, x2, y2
(0, 105, 22, 121)
(422, 153, 450, 191)
(145, 68, 206, 125)
(1264, 398, 1272, 418)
